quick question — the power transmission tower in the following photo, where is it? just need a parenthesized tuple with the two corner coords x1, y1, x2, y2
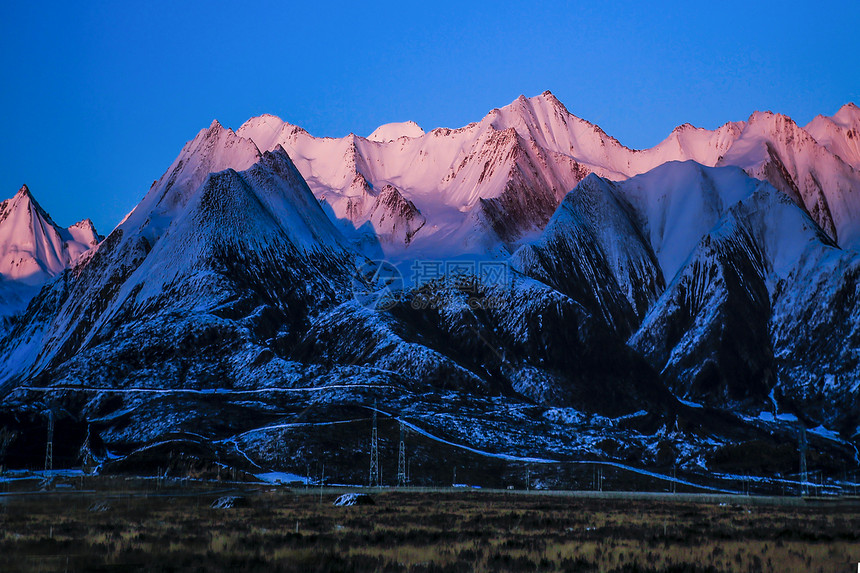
(0, 427, 15, 475)
(44, 411, 54, 473)
(369, 402, 379, 487)
(397, 421, 407, 487)
(798, 424, 808, 496)
(81, 424, 95, 475)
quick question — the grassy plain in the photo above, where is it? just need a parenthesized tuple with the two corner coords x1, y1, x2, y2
(0, 478, 858, 572)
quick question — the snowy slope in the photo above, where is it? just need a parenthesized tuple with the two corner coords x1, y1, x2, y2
(620, 162, 762, 281)
(121, 120, 263, 246)
(715, 111, 860, 248)
(511, 163, 769, 335)
(236, 93, 625, 255)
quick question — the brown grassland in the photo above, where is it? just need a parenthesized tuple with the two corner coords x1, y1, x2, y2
(0, 479, 858, 572)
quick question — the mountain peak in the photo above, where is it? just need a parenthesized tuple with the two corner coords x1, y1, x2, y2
(72, 217, 95, 227)
(367, 121, 425, 143)
(833, 102, 860, 127)
(747, 110, 798, 127)
(67, 218, 101, 247)
(0, 184, 98, 286)
(5, 183, 55, 226)
(671, 122, 698, 133)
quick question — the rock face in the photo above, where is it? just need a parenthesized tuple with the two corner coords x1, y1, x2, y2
(0, 95, 858, 490)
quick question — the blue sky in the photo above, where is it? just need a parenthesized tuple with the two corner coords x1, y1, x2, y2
(1, 0, 857, 233)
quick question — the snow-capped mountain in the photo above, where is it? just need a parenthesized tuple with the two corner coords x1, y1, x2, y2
(510, 160, 859, 425)
(0, 185, 99, 285)
(621, 164, 838, 409)
(0, 94, 858, 490)
(0, 185, 100, 324)
(0, 147, 356, 392)
(229, 93, 859, 258)
(109, 93, 859, 263)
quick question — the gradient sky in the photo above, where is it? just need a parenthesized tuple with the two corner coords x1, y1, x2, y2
(1, 0, 857, 234)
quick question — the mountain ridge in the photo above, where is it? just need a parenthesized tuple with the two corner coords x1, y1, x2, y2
(201, 93, 860, 257)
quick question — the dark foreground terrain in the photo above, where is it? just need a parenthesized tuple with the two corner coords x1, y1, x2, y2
(0, 477, 858, 572)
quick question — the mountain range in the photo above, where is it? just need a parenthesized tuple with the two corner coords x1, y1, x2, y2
(0, 92, 858, 491)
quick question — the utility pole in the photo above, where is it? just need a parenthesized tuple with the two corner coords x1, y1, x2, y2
(369, 402, 379, 487)
(44, 411, 54, 473)
(0, 427, 15, 475)
(397, 422, 407, 488)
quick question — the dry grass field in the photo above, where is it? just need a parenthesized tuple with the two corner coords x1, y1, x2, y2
(0, 478, 858, 572)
